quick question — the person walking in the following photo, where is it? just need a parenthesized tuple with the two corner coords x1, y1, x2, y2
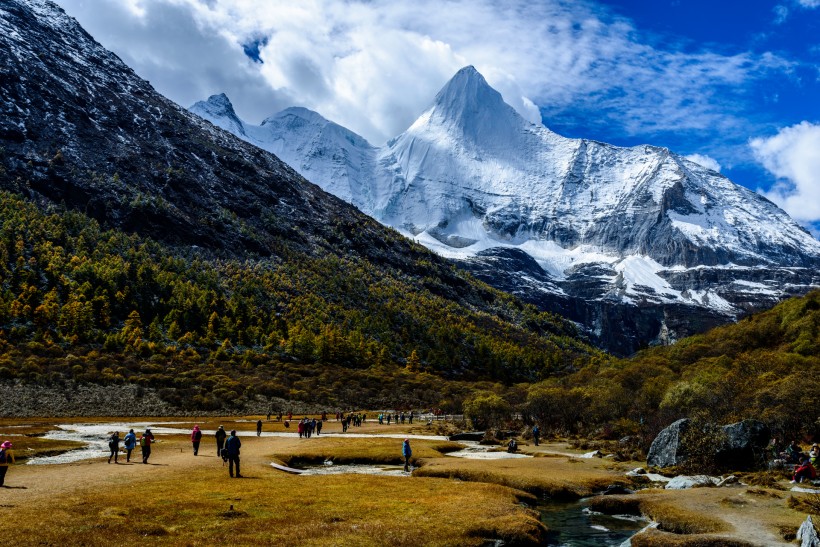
(256, 419, 263, 437)
(191, 425, 202, 456)
(316, 420, 323, 436)
(107, 431, 120, 464)
(140, 429, 155, 464)
(225, 430, 242, 478)
(0, 441, 15, 487)
(402, 439, 412, 472)
(215, 425, 227, 457)
(532, 425, 540, 447)
(123, 429, 137, 462)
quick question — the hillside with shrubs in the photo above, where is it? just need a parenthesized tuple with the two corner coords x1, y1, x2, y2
(0, 191, 597, 410)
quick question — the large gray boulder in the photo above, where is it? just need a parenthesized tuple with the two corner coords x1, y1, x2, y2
(647, 418, 690, 468)
(647, 418, 770, 471)
(716, 420, 770, 470)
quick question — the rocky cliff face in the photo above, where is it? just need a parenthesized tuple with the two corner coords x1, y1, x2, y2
(191, 67, 820, 355)
(0, 0, 436, 276)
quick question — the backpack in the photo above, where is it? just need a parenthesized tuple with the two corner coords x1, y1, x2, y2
(139, 436, 146, 447)
(0, 449, 6, 464)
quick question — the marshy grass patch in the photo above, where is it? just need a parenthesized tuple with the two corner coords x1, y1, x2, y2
(413, 454, 630, 500)
(630, 529, 757, 546)
(746, 487, 782, 499)
(270, 436, 463, 467)
(9, 458, 545, 545)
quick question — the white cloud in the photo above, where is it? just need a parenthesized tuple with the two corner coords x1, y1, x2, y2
(751, 121, 820, 226)
(55, 0, 791, 146)
(798, 0, 820, 7)
(684, 154, 721, 172)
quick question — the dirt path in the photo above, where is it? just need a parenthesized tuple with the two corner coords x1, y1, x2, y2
(0, 427, 329, 506)
(0, 418, 424, 506)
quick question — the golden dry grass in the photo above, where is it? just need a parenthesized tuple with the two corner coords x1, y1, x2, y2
(413, 455, 631, 500)
(1, 427, 546, 546)
(269, 437, 463, 466)
(630, 530, 757, 546)
(9, 461, 544, 546)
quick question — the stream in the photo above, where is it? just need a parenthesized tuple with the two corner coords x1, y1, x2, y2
(539, 500, 647, 546)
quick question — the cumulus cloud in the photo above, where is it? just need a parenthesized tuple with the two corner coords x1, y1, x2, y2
(684, 154, 721, 172)
(56, 0, 791, 146)
(751, 121, 820, 227)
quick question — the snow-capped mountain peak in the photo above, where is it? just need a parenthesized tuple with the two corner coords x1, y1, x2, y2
(190, 93, 246, 136)
(189, 66, 820, 355)
(404, 66, 536, 152)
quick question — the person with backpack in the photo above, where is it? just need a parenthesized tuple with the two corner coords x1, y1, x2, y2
(532, 425, 541, 447)
(140, 429, 155, 464)
(225, 430, 242, 478)
(191, 425, 202, 456)
(215, 425, 227, 457)
(123, 429, 137, 463)
(107, 431, 120, 464)
(402, 439, 412, 472)
(0, 441, 15, 487)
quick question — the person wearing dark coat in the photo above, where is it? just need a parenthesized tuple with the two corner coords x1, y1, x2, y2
(402, 439, 412, 472)
(256, 419, 263, 437)
(191, 425, 202, 456)
(215, 425, 227, 456)
(107, 431, 120, 464)
(225, 430, 242, 478)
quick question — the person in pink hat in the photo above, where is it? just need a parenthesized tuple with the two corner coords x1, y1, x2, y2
(0, 440, 15, 487)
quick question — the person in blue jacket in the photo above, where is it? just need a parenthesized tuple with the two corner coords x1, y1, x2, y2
(225, 430, 242, 478)
(402, 439, 412, 472)
(123, 429, 137, 463)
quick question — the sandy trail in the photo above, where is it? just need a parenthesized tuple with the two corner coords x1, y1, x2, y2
(0, 418, 425, 506)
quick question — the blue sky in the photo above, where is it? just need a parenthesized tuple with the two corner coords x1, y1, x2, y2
(57, 0, 820, 234)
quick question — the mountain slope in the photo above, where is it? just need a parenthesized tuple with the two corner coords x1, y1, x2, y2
(0, 0, 599, 404)
(193, 67, 820, 355)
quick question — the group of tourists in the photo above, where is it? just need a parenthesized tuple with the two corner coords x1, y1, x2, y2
(297, 418, 322, 438)
(107, 428, 154, 464)
(377, 411, 413, 425)
(768, 438, 819, 484)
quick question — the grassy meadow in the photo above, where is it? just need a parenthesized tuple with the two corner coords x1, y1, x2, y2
(0, 417, 816, 546)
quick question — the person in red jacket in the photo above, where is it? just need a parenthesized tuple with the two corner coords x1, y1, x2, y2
(140, 429, 155, 464)
(792, 457, 817, 483)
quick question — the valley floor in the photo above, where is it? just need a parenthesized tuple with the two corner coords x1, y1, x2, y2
(0, 417, 810, 546)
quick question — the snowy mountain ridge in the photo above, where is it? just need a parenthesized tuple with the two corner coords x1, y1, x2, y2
(191, 66, 820, 354)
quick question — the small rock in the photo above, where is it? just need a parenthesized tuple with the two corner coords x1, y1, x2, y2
(603, 484, 634, 495)
(716, 475, 738, 487)
(797, 515, 820, 547)
(665, 475, 720, 490)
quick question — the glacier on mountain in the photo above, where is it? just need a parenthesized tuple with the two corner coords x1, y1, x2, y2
(191, 66, 820, 354)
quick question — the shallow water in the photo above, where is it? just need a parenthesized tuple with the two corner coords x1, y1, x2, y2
(445, 441, 532, 459)
(539, 501, 647, 547)
(297, 462, 410, 477)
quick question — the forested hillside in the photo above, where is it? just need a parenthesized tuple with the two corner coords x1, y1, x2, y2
(525, 290, 820, 440)
(0, 191, 596, 409)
